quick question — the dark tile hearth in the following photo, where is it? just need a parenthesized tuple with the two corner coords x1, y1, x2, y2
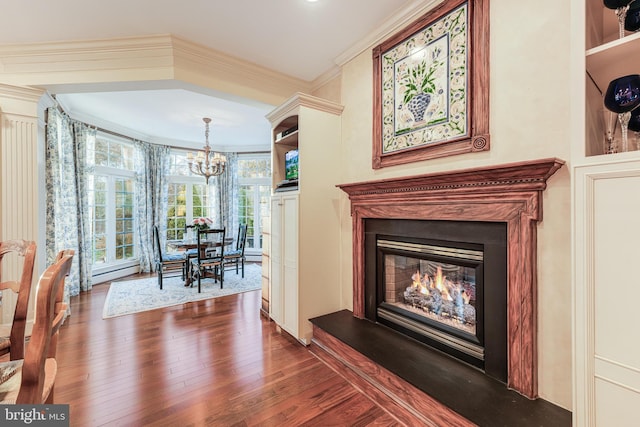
(310, 310, 571, 427)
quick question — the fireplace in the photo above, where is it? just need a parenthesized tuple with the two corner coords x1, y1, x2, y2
(365, 218, 508, 381)
(334, 158, 564, 399)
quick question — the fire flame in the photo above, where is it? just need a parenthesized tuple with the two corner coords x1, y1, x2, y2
(462, 288, 471, 304)
(433, 266, 453, 301)
(411, 271, 430, 295)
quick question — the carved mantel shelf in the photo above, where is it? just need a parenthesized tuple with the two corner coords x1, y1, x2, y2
(337, 158, 565, 399)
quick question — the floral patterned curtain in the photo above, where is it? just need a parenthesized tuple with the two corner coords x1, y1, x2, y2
(214, 153, 239, 236)
(134, 141, 171, 272)
(45, 108, 95, 298)
(71, 122, 95, 292)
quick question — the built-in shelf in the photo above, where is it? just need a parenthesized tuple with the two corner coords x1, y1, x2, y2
(586, 31, 640, 93)
(274, 130, 299, 147)
(584, 0, 640, 158)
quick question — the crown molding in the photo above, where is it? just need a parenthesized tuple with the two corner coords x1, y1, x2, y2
(310, 65, 342, 93)
(0, 34, 308, 106)
(0, 83, 45, 103)
(0, 84, 45, 117)
(334, 0, 444, 67)
(265, 92, 344, 125)
(170, 36, 310, 106)
(171, 36, 309, 90)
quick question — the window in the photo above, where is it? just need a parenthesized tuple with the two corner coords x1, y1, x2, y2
(88, 135, 137, 269)
(165, 151, 270, 255)
(91, 176, 108, 263)
(167, 151, 212, 241)
(238, 154, 271, 254)
(115, 178, 135, 260)
(166, 182, 210, 240)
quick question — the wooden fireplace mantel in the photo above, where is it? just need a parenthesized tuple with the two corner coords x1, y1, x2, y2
(337, 158, 565, 399)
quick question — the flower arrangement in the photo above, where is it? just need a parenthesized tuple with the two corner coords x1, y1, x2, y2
(399, 46, 445, 105)
(192, 217, 213, 232)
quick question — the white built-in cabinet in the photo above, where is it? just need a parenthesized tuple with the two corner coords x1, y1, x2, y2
(573, 1, 640, 425)
(269, 192, 299, 335)
(266, 93, 344, 344)
(260, 217, 271, 317)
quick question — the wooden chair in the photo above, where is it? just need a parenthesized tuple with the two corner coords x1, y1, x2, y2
(0, 252, 74, 404)
(190, 228, 225, 293)
(48, 249, 74, 362)
(0, 239, 37, 361)
(183, 224, 198, 281)
(153, 225, 185, 290)
(224, 224, 248, 278)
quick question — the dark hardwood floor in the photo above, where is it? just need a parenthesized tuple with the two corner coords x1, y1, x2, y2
(54, 273, 400, 426)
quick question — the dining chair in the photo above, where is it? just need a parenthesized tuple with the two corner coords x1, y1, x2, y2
(0, 251, 73, 404)
(190, 228, 226, 293)
(183, 224, 199, 282)
(153, 225, 185, 290)
(48, 249, 74, 363)
(224, 224, 248, 278)
(0, 239, 37, 361)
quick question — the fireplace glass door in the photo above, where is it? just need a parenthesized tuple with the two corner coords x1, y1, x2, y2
(376, 238, 485, 368)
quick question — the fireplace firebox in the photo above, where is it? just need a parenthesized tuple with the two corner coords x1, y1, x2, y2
(364, 219, 507, 382)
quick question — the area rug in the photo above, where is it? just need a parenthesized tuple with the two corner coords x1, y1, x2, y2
(102, 263, 262, 319)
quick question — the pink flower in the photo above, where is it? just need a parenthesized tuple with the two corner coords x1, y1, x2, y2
(192, 217, 213, 229)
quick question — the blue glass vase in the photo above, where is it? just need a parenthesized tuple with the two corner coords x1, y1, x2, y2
(604, 0, 634, 8)
(604, 0, 635, 37)
(604, 75, 640, 151)
(604, 75, 640, 114)
(625, 1, 640, 31)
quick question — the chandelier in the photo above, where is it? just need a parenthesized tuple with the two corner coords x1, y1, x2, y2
(187, 117, 226, 184)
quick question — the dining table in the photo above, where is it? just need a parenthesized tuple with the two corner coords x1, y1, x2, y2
(167, 237, 234, 286)
(167, 237, 234, 251)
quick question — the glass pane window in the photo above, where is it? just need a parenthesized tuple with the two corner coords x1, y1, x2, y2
(168, 151, 200, 177)
(258, 184, 271, 249)
(89, 174, 136, 265)
(90, 176, 108, 264)
(239, 185, 255, 248)
(167, 183, 187, 240)
(237, 153, 271, 253)
(115, 178, 135, 261)
(166, 182, 210, 242)
(238, 157, 271, 179)
(192, 184, 209, 219)
(93, 138, 109, 167)
(91, 136, 135, 170)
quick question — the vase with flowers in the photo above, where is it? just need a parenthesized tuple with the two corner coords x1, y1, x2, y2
(399, 46, 445, 124)
(192, 217, 213, 233)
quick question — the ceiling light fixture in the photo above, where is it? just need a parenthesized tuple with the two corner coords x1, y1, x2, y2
(187, 117, 226, 184)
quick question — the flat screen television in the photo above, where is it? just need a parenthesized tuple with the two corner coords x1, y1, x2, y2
(285, 149, 299, 181)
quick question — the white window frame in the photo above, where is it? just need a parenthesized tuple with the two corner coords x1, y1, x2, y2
(237, 153, 271, 257)
(89, 134, 139, 281)
(90, 166, 138, 277)
(167, 175, 214, 238)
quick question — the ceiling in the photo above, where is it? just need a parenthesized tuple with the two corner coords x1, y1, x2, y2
(1, 0, 422, 151)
